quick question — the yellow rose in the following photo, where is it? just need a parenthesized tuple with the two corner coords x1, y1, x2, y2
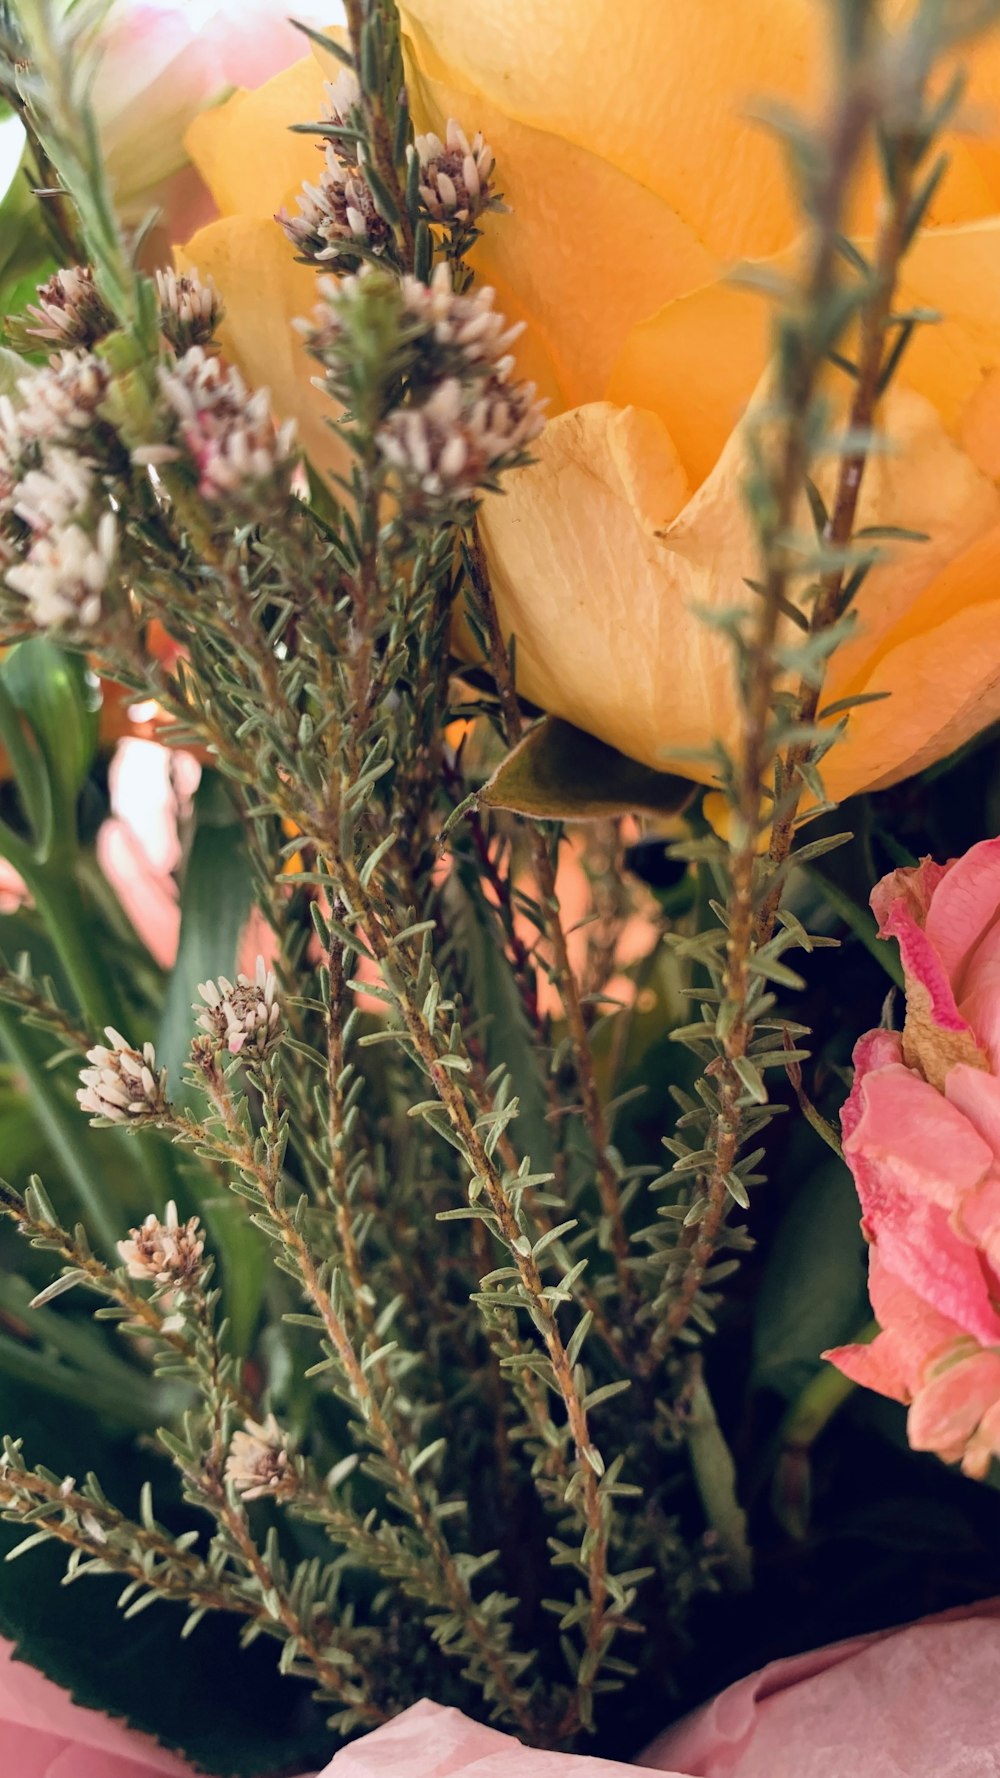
(180, 7, 1000, 800)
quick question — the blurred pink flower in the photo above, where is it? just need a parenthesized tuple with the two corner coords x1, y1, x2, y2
(317, 1602, 1000, 1776)
(91, 1, 335, 231)
(641, 1599, 1000, 1778)
(826, 840, 1000, 1476)
(98, 737, 200, 968)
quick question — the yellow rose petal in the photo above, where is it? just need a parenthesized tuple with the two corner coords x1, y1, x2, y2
(826, 587, 1000, 800)
(479, 402, 736, 778)
(184, 56, 326, 218)
(407, 59, 715, 412)
(401, 0, 825, 262)
(609, 279, 771, 489)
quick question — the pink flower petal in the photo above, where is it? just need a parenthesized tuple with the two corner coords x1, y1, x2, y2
(907, 1349, 1000, 1465)
(921, 835, 1000, 984)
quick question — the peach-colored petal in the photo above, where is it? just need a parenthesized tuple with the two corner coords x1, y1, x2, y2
(183, 54, 325, 218)
(400, 0, 830, 268)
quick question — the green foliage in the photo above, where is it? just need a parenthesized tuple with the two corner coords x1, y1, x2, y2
(0, 1, 996, 1773)
(481, 717, 695, 821)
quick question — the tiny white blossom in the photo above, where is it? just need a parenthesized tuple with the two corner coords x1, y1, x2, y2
(378, 374, 545, 508)
(15, 352, 110, 446)
(155, 266, 224, 351)
(155, 348, 297, 509)
(77, 1027, 169, 1122)
(22, 267, 115, 348)
(194, 955, 281, 1058)
(411, 119, 501, 225)
(118, 1200, 205, 1288)
(6, 509, 117, 630)
(225, 1414, 295, 1503)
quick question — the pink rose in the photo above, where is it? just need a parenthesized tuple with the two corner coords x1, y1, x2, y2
(826, 839, 1000, 1476)
(314, 1602, 1000, 1776)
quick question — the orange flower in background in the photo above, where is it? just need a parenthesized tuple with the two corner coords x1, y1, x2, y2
(179, 4, 1000, 802)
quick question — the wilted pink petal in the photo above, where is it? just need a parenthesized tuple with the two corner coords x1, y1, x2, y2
(920, 836, 1000, 984)
(825, 1253, 967, 1402)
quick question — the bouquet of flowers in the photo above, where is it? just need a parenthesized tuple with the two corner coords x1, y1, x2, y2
(2, 1, 1000, 1773)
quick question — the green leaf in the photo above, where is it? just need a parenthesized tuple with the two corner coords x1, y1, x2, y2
(156, 772, 264, 1355)
(443, 868, 554, 1173)
(752, 1154, 868, 1400)
(480, 717, 695, 821)
(684, 1363, 753, 1591)
(0, 138, 54, 299)
(1, 639, 99, 857)
(157, 771, 252, 1090)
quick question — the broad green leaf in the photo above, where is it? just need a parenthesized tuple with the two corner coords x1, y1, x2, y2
(752, 1153, 868, 1399)
(157, 771, 264, 1354)
(0, 135, 53, 299)
(157, 771, 253, 1089)
(480, 717, 695, 821)
(2, 639, 99, 857)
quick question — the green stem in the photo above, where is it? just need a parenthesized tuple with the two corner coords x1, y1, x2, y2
(779, 1325, 878, 1452)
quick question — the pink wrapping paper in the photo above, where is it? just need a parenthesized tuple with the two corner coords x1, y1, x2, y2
(0, 1636, 190, 1777)
(321, 1602, 1000, 1778)
(4, 1601, 1000, 1776)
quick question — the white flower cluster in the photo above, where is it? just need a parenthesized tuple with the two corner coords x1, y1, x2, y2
(22, 267, 115, 348)
(155, 266, 225, 352)
(1, 352, 117, 629)
(77, 1028, 169, 1123)
(225, 1414, 296, 1503)
(401, 262, 525, 385)
(194, 955, 281, 1059)
(278, 73, 392, 261)
(118, 1200, 205, 1289)
(410, 119, 500, 227)
(153, 347, 297, 509)
(376, 267, 545, 509)
(378, 374, 544, 507)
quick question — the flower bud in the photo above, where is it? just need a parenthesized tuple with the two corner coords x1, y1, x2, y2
(194, 955, 281, 1058)
(225, 1414, 296, 1502)
(118, 1200, 205, 1289)
(77, 1028, 170, 1123)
